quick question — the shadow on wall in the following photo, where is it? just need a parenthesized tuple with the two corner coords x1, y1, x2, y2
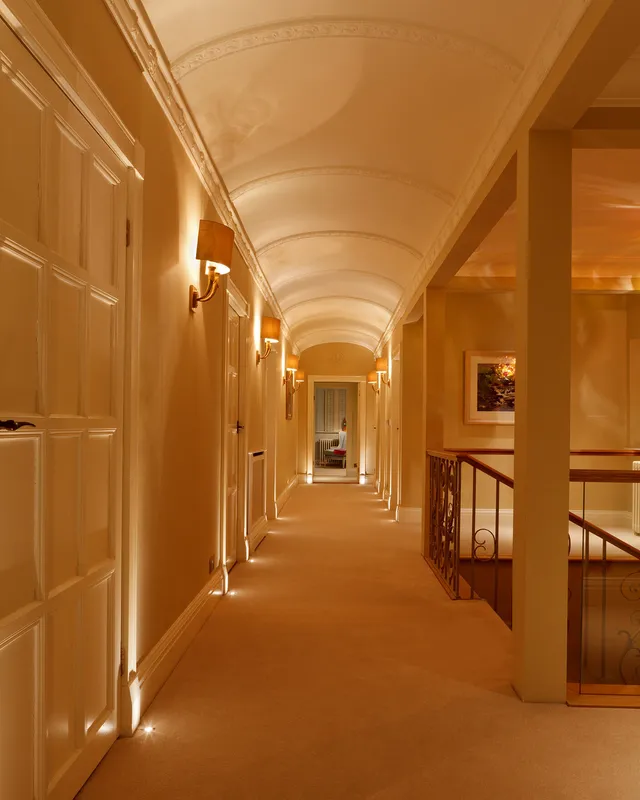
(136, 123, 223, 664)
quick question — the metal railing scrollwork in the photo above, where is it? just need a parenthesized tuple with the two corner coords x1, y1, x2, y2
(426, 452, 461, 598)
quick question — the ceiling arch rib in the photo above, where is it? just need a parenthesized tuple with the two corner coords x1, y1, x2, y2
(229, 166, 455, 207)
(257, 231, 423, 261)
(170, 18, 524, 82)
(276, 270, 403, 313)
(284, 295, 394, 320)
(298, 329, 379, 354)
(287, 300, 390, 333)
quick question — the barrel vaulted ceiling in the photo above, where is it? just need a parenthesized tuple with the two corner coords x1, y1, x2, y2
(140, 0, 581, 353)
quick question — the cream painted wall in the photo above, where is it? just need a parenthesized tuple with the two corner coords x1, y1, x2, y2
(444, 292, 631, 512)
(297, 343, 374, 475)
(36, 0, 297, 664)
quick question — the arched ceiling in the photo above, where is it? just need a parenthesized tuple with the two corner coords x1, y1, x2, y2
(141, 0, 574, 352)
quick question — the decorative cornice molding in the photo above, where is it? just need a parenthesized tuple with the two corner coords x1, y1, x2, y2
(375, 0, 593, 355)
(230, 166, 454, 206)
(171, 17, 523, 82)
(257, 231, 423, 261)
(102, 0, 293, 345)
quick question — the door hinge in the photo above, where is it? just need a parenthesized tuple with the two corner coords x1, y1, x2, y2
(125, 218, 131, 248)
(119, 643, 126, 677)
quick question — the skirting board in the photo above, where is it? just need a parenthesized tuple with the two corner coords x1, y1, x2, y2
(121, 568, 224, 735)
(398, 506, 422, 524)
(250, 515, 269, 551)
(275, 474, 298, 516)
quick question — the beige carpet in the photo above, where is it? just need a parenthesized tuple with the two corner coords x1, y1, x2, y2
(79, 485, 640, 799)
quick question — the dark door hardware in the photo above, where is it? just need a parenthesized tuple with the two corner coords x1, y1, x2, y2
(0, 420, 36, 431)
(235, 421, 244, 433)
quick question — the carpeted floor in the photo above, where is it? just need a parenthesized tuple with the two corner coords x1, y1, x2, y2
(79, 485, 640, 799)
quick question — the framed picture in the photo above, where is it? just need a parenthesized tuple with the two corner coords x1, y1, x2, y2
(464, 351, 515, 425)
(285, 376, 293, 420)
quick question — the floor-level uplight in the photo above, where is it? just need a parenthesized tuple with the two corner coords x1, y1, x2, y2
(143, 725, 154, 734)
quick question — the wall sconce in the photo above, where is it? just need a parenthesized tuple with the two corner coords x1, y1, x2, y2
(256, 316, 281, 365)
(376, 357, 390, 387)
(283, 354, 299, 385)
(367, 370, 380, 394)
(189, 220, 234, 312)
(293, 370, 304, 394)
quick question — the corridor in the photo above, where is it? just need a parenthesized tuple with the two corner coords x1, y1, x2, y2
(80, 486, 638, 800)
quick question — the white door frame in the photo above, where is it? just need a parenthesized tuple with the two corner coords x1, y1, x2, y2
(0, 0, 145, 745)
(306, 375, 366, 483)
(221, 279, 249, 575)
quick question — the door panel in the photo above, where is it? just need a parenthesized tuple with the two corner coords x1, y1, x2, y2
(226, 307, 240, 569)
(0, 20, 126, 799)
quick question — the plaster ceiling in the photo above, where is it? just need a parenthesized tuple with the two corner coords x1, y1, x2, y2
(141, 0, 591, 351)
(459, 149, 640, 291)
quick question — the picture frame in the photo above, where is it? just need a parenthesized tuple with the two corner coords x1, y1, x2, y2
(464, 351, 515, 425)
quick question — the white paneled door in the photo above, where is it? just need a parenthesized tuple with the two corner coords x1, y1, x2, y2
(225, 306, 241, 570)
(0, 21, 127, 800)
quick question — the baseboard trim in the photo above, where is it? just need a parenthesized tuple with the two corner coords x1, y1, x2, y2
(398, 506, 422, 524)
(250, 515, 269, 551)
(275, 474, 298, 516)
(121, 568, 224, 735)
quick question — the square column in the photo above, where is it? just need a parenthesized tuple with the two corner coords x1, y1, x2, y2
(399, 318, 424, 522)
(422, 289, 446, 555)
(513, 131, 572, 702)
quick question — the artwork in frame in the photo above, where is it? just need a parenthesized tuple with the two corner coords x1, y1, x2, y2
(464, 351, 515, 425)
(285, 375, 294, 420)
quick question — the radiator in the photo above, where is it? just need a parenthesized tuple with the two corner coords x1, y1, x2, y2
(315, 435, 338, 465)
(634, 461, 640, 535)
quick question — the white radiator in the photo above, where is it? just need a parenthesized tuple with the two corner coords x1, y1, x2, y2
(315, 435, 338, 465)
(634, 461, 640, 535)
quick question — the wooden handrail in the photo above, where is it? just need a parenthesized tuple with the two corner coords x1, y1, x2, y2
(445, 448, 640, 457)
(570, 469, 640, 483)
(427, 451, 640, 559)
(457, 454, 514, 488)
(568, 511, 640, 560)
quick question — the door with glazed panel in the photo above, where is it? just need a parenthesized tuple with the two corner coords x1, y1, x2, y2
(0, 21, 127, 800)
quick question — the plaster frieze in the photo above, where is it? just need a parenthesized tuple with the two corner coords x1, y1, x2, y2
(256, 230, 423, 261)
(230, 166, 454, 207)
(171, 17, 523, 82)
(375, 0, 593, 355)
(102, 0, 293, 346)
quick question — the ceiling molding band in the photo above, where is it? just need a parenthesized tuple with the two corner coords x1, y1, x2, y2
(375, 0, 592, 355)
(230, 166, 455, 206)
(282, 295, 395, 316)
(273, 268, 404, 296)
(257, 231, 423, 261)
(171, 17, 523, 82)
(103, 0, 294, 346)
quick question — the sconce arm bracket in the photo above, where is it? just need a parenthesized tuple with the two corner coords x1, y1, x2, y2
(256, 340, 272, 365)
(189, 273, 221, 312)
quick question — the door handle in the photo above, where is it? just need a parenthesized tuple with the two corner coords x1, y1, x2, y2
(235, 421, 244, 433)
(0, 420, 36, 431)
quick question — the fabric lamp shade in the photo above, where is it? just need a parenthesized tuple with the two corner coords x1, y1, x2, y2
(261, 316, 281, 343)
(195, 219, 234, 274)
(295, 370, 305, 382)
(367, 370, 378, 384)
(375, 358, 388, 373)
(286, 354, 299, 372)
